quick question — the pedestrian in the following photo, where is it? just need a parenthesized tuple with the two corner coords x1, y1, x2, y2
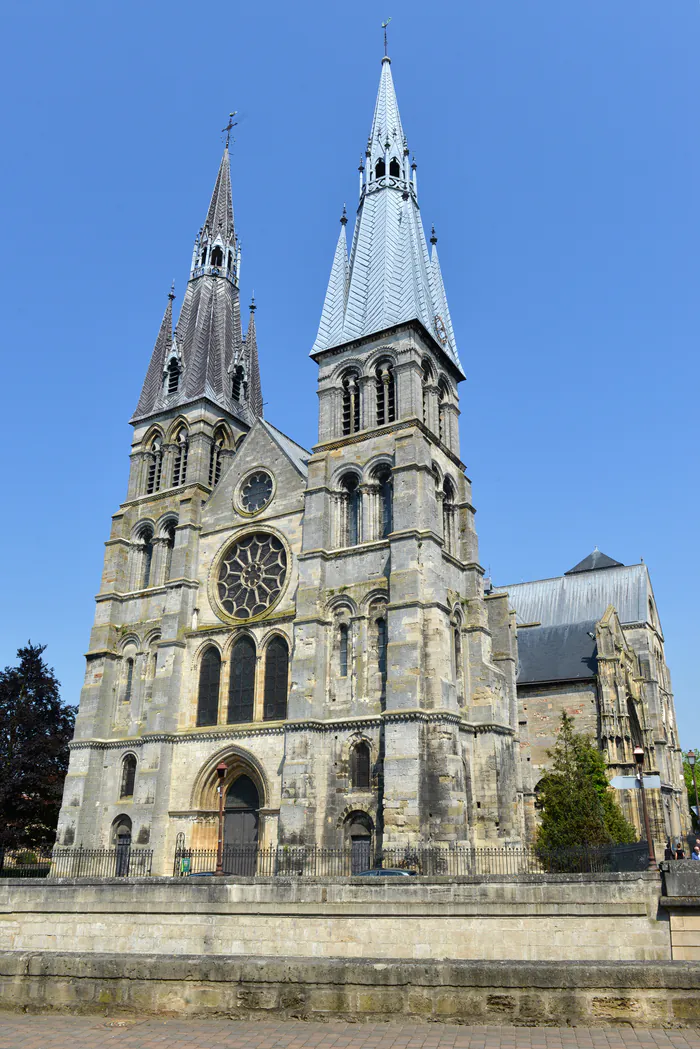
(664, 839, 674, 861)
(692, 847, 700, 862)
(676, 839, 686, 859)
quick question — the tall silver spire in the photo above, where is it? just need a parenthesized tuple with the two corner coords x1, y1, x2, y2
(312, 54, 462, 374)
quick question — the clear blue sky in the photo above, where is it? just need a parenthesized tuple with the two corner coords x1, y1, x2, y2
(1, 2, 697, 741)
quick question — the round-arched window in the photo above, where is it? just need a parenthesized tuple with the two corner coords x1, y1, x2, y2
(216, 532, 287, 620)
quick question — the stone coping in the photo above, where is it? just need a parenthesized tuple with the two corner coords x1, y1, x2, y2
(1, 952, 698, 987)
(0, 871, 661, 888)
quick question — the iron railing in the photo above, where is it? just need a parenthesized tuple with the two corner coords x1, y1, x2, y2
(173, 842, 651, 878)
(0, 846, 153, 879)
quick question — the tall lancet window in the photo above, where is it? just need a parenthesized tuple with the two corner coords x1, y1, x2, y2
(166, 358, 181, 395)
(443, 477, 456, 556)
(341, 370, 360, 436)
(172, 428, 189, 487)
(340, 474, 361, 547)
(375, 362, 396, 426)
(389, 158, 401, 177)
(145, 436, 163, 495)
(210, 246, 223, 269)
(209, 427, 228, 487)
(438, 379, 450, 445)
(421, 359, 433, 426)
(163, 520, 176, 582)
(375, 465, 393, 539)
(137, 525, 155, 589)
(197, 647, 221, 727)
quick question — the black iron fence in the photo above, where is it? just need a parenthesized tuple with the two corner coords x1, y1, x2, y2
(173, 842, 651, 878)
(0, 846, 153, 879)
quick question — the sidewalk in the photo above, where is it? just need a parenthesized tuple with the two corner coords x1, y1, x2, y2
(0, 1018, 698, 1049)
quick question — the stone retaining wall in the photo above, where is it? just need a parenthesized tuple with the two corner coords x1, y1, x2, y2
(0, 873, 669, 962)
(1, 953, 699, 1025)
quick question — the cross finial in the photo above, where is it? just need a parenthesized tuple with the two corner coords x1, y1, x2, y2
(168, 280, 176, 301)
(382, 18, 391, 58)
(222, 111, 238, 149)
(340, 203, 348, 226)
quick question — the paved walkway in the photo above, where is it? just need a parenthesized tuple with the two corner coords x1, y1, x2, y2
(0, 1019, 698, 1049)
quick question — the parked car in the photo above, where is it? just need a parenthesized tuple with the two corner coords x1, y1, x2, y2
(356, 868, 417, 876)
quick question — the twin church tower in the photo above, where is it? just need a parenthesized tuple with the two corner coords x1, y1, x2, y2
(56, 51, 528, 867)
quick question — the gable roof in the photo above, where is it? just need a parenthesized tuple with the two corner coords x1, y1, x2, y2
(258, 420, 310, 478)
(497, 563, 651, 629)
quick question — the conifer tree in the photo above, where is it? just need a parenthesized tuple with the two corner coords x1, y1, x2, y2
(536, 713, 637, 851)
(0, 643, 76, 849)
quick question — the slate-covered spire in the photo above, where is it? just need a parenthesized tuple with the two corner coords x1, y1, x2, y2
(133, 286, 175, 419)
(315, 207, 349, 350)
(245, 298, 263, 419)
(132, 144, 261, 424)
(311, 55, 463, 375)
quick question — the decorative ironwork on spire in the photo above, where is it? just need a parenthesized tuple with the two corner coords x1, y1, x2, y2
(311, 53, 462, 374)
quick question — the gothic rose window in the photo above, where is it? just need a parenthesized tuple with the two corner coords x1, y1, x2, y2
(240, 471, 273, 514)
(217, 532, 287, 620)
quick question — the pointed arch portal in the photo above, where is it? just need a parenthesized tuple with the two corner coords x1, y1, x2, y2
(223, 774, 260, 875)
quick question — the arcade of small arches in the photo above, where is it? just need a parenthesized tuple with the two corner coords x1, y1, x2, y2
(328, 598, 389, 702)
(117, 632, 161, 709)
(333, 355, 458, 451)
(194, 633, 290, 728)
(141, 422, 237, 496)
(128, 516, 178, 592)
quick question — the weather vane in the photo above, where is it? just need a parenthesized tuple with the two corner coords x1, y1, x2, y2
(222, 111, 238, 149)
(382, 17, 391, 57)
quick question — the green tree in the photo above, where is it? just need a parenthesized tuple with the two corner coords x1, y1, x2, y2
(0, 643, 76, 849)
(682, 751, 700, 832)
(536, 713, 637, 851)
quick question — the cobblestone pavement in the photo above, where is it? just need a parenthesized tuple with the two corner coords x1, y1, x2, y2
(0, 1019, 699, 1049)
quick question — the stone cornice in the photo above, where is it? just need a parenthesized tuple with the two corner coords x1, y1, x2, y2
(69, 709, 512, 751)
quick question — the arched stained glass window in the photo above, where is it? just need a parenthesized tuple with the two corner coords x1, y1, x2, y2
(377, 618, 387, 691)
(351, 742, 371, 791)
(263, 636, 289, 721)
(123, 658, 134, 702)
(341, 474, 360, 547)
(197, 647, 221, 727)
(339, 624, 349, 677)
(120, 755, 137, 798)
(228, 636, 256, 724)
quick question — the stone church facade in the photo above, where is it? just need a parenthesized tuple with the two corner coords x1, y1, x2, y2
(56, 53, 689, 872)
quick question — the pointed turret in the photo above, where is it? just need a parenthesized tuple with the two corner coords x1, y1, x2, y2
(245, 298, 263, 419)
(311, 55, 463, 376)
(133, 286, 175, 418)
(132, 144, 261, 424)
(315, 208, 349, 351)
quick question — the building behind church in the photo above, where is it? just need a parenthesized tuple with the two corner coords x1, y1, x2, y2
(56, 51, 689, 872)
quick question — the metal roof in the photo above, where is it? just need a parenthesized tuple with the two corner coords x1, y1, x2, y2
(516, 621, 598, 685)
(312, 56, 462, 374)
(259, 420, 310, 478)
(497, 563, 652, 628)
(566, 549, 624, 574)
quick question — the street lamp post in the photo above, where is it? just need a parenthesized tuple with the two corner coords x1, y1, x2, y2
(215, 762, 227, 876)
(688, 751, 699, 833)
(634, 746, 657, 870)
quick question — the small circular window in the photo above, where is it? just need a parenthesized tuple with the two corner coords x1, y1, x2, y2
(216, 532, 287, 620)
(240, 471, 273, 514)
